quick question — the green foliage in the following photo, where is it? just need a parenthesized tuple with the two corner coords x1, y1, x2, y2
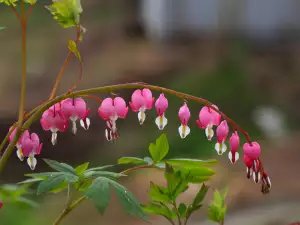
(142, 202, 176, 220)
(208, 188, 228, 224)
(0, 0, 18, 6)
(165, 158, 217, 167)
(24, 0, 36, 5)
(46, 0, 82, 28)
(68, 40, 81, 61)
(149, 133, 169, 162)
(0, 26, 5, 31)
(118, 157, 145, 165)
(0, 184, 38, 208)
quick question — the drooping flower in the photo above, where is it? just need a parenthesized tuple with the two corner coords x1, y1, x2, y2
(0, 201, 2, 209)
(228, 131, 240, 163)
(98, 97, 128, 140)
(252, 159, 261, 184)
(196, 105, 221, 141)
(129, 89, 154, 125)
(155, 94, 168, 130)
(8, 126, 30, 161)
(243, 142, 261, 160)
(20, 132, 43, 170)
(178, 102, 191, 138)
(243, 154, 254, 179)
(40, 103, 69, 145)
(61, 97, 90, 134)
(261, 172, 271, 189)
(215, 120, 229, 155)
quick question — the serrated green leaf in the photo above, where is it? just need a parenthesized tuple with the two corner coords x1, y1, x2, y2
(149, 133, 169, 162)
(68, 40, 81, 61)
(118, 157, 144, 165)
(148, 182, 172, 204)
(43, 159, 76, 174)
(37, 174, 65, 195)
(142, 202, 175, 219)
(192, 184, 209, 206)
(46, 0, 82, 28)
(24, 0, 36, 5)
(0, 0, 18, 6)
(109, 180, 148, 221)
(75, 162, 89, 175)
(178, 203, 187, 217)
(85, 177, 111, 214)
(165, 158, 217, 168)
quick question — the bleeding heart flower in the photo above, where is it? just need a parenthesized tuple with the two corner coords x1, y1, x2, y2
(130, 89, 154, 125)
(228, 131, 240, 164)
(98, 97, 128, 140)
(262, 172, 271, 189)
(8, 126, 30, 161)
(0, 201, 2, 209)
(196, 105, 221, 141)
(61, 97, 90, 134)
(20, 132, 43, 170)
(214, 120, 229, 155)
(40, 103, 69, 145)
(178, 103, 191, 138)
(155, 94, 168, 130)
(243, 142, 261, 160)
(243, 154, 254, 179)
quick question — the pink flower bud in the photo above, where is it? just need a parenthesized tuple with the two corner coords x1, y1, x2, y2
(216, 120, 229, 143)
(155, 94, 168, 116)
(178, 103, 191, 138)
(61, 97, 90, 134)
(129, 89, 154, 124)
(229, 131, 240, 152)
(244, 154, 254, 179)
(155, 94, 168, 130)
(243, 142, 261, 160)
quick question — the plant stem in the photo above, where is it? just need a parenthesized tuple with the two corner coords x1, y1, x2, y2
(52, 164, 156, 225)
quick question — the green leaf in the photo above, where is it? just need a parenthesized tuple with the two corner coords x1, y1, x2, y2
(178, 203, 187, 217)
(142, 203, 175, 219)
(18, 178, 44, 184)
(25, 172, 64, 179)
(149, 133, 169, 162)
(186, 204, 203, 218)
(46, 0, 82, 28)
(83, 171, 125, 180)
(208, 189, 227, 223)
(24, 0, 36, 5)
(176, 167, 215, 184)
(118, 157, 144, 165)
(64, 173, 79, 183)
(43, 159, 76, 174)
(213, 190, 223, 207)
(85, 177, 111, 214)
(85, 165, 114, 172)
(37, 174, 65, 195)
(148, 182, 172, 204)
(50, 182, 69, 193)
(16, 197, 39, 208)
(165, 158, 217, 168)
(68, 40, 81, 61)
(75, 162, 89, 175)
(0, 0, 18, 6)
(192, 184, 209, 206)
(143, 157, 153, 165)
(110, 180, 148, 221)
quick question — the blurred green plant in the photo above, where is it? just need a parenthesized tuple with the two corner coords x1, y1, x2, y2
(208, 188, 228, 225)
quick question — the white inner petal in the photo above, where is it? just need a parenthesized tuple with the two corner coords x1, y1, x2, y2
(267, 176, 271, 188)
(27, 154, 37, 170)
(215, 142, 227, 155)
(16, 148, 24, 161)
(105, 129, 112, 141)
(228, 151, 239, 164)
(72, 121, 77, 135)
(235, 152, 239, 162)
(205, 125, 214, 141)
(178, 125, 190, 139)
(155, 114, 168, 130)
(80, 118, 90, 130)
(51, 132, 58, 146)
(138, 110, 146, 125)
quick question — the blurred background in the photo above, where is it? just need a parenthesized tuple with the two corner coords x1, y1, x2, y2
(1, 0, 300, 224)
